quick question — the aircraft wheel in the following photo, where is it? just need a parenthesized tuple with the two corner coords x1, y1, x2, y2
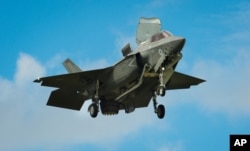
(158, 86, 166, 97)
(157, 104, 165, 119)
(88, 103, 98, 118)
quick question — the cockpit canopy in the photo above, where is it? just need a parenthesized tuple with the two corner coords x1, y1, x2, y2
(151, 31, 173, 42)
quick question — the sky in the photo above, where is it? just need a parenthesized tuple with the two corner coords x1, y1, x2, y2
(0, 0, 250, 151)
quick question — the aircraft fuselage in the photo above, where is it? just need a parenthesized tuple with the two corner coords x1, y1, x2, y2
(34, 17, 205, 119)
(103, 32, 185, 100)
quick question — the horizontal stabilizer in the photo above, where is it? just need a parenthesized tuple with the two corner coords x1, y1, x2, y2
(47, 88, 85, 110)
(63, 58, 82, 73)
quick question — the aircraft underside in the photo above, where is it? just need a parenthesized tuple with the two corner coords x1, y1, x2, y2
(87, 56, 175, 119)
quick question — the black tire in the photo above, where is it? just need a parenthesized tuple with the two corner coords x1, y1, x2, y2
(157, 104, 165, 119)
(89, 103, 98, 118)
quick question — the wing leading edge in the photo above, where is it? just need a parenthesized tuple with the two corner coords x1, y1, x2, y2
(166, 71, 205, 90)
(34, 67, 113, 89)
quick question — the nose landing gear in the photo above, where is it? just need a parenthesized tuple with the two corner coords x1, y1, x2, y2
(153, 95, 165, 119)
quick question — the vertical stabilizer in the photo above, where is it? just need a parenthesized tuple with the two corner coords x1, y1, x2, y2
(63, 58, 82, 73)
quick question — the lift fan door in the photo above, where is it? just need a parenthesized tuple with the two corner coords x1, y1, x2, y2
(136, 17, 161, 44)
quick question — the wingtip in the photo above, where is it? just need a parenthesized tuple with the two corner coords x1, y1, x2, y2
(34, 77, 42, 83)
(201, 79, 206, 83)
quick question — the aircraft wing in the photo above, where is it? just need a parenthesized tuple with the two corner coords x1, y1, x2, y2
(166, 71, 205, 90)
(34, 67, 113, 110)
(34, 67, 112, 90)
(120, 72, 205, 110)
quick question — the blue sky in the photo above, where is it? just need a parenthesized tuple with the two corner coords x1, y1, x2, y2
(0, 0, 250, 151)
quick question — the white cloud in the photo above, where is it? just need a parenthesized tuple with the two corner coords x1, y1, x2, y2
(15, 53, 45, 86)
(181, 2, 250, 117)
(190, 49, 250, 117)
(157, 141, 184, 151)
(45, 53, 65, 70)
(0, 53, 157, 151)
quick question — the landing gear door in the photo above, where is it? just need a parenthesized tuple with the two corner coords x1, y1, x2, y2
(136, 17, 161, 44)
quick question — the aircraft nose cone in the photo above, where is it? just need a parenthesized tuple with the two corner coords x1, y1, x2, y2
(178, 38, 185, 47)
(172, 37, 185, 53)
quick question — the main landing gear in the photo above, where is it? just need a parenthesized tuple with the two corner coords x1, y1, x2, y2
(88, 103, 99, 118)
(153, 66, 166, 119)
(153, 94, 165, 119)
(88, 80, 100, 118)
(156, 67, 166, 96)
(157, 86, 166, 97)
(88, 80, 120, 118)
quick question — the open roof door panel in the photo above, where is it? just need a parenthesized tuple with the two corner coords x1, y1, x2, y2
(136, 17, 161, 44)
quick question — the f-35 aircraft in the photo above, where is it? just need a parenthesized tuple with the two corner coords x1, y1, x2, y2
(34, 17, 205, 119)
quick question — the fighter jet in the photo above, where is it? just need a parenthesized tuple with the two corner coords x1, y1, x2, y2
(34, 17, 205, 119)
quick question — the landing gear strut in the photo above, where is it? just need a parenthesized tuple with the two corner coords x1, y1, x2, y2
(153, 94, 165, 119)
(156, 67, 166, 97)
(157, 86, 166, 97)
(88, 80, 100, 118)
